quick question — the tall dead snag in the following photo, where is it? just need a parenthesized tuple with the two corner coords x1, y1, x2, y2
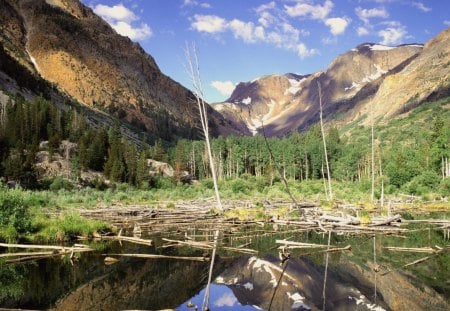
(185, 43, 223, 211)
(317, 81, 333, 200)
(371, 103, 375, 203)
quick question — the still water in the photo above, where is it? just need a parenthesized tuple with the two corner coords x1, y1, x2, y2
(1, 223, 449, 311)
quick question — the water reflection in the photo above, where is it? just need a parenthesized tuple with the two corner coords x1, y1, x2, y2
(0, 226, 449, 311)
(178, 284, 259, 310)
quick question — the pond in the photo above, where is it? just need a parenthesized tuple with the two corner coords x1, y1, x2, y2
(1, 222, 449, 311)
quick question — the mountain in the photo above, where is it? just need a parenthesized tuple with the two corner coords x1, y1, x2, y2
(0, 0, 239, 142)
(213, 28, 450, 136)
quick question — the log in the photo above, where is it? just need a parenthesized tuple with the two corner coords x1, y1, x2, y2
(103, 253, 209, 262)
(221, 246, 258, 254)
(0, 251, 54, 258)
(275, 239, 336, 249)
(0, 243, 93, 252)
(298, 245, 352, 256)
(383, 246, 436, 253)
(320, 215, 360, 225)
(100, 235, 152, 246)
(162, 238, 214, 249)
(369, 214, 401, 227)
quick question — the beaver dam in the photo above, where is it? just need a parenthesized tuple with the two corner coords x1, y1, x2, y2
(1, 199, 450, 311)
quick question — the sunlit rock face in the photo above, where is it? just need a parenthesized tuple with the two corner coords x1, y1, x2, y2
(0, 0, 240, 139)
(215, 255, 449, 311)
(213, 30, 450, 136)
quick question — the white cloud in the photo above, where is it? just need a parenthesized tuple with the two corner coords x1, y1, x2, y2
(378, 25, 407, 45)
(228, 19, 264, 43)
(325, 17, 350, 35)
(214, 292, 237, 307)
(258, 11, 276, 27)
(296, 43, 317, 58)
(256, 1, 276, 13)
(357, 26, 370, 36)
(191, 13, 316, 59)
(412, 2, 431, 12)
(284, 0, 333, 20)
(355, 7, 389, 24)
(183, 0, 211, 9)
(445, 20, 450, 26)
(93, 3, 152, 40)
(111, 21, 152, 40)
(191, 15, 227, 33)
(211, 81, 235, 96)
(94, 4, 137, 23)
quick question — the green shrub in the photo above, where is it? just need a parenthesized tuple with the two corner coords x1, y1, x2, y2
(154, 177, 176, 189)
(438, 178, 450, 197)
(201, 179, 214, 190)
(403, 171, 441, 195)
(49, 177, 73, 191)
(231, 179, 251, 194)
(0, 189, 32, 234)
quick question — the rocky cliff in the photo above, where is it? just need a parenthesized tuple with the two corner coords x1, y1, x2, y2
(0, 0, 239, 141)
(214, 28, 450, 136)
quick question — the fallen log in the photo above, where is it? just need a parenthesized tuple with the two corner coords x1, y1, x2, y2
(381, 246, 450, 275)
(0, 243, 93, 252)
(275, 239, 337, 249)
(298, 245, 352, 256)
(103, 253, 209, 262)
(383, 246, 436, 253)
(369, 214, 401, 227)
(100, 235, 152, 246)
(162, 238, 213, 249)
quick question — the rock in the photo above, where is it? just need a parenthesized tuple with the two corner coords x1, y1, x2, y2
(147, 159, 175, 177)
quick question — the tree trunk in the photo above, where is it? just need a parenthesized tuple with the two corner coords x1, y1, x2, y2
(185, 44, 223, 211)
(317, 81, 333, 200)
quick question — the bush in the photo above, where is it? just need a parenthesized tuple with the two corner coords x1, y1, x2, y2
(438, 178, 450, 197)
(154, 177, 176, 189)
(0, 189, 32, 234)
(403, 171, 441, 195)
(49, 177, 74, 191)
(201, 179, 214, 190)
(231, 179, 248, 194)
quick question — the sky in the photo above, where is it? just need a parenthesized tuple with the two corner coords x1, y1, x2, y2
(80, 0, 450, 103)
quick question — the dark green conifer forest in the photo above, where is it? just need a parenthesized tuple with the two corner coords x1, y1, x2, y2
(0, 94, 449, 197)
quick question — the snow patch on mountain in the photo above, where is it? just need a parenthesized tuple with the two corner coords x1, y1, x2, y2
(362, 64, 387, 83)
(370, 44, 394, 51)
(247, 99, 277, 136)
(285, 78, 304, 95)
(242, 96, 252, 105)
(344, 81, 361, 91)
(26, 48, 40, 72)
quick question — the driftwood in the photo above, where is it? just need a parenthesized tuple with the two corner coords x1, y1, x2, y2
(99, 235, 152, 246)
(276, 239, 337, 249)
(381, 246, 450, 275)
(383, 246, 437, 253)
(369, 214, 401, 226)
(298, 245, 352, 256)
(0, 243, 93, 252)
(103, 253, 209, 262)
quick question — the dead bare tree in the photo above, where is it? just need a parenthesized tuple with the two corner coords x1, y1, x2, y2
(184, 43, 223, 211)
(317, 81, 333, 200)
(371, 103, 375, 203)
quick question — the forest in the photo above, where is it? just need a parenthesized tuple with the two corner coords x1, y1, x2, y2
(0, 94, 449, 198)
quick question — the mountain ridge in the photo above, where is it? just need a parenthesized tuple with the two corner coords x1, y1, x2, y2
(0, 0, 241, 142)
(213, 31, 450, 136)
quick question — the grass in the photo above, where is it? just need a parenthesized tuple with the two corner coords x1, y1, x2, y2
(0, 172, 447, 243)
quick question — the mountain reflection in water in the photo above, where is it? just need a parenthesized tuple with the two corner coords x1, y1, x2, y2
(1, 227, 449, 311)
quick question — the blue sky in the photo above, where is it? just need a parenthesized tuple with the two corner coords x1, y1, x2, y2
(81, 0, 450, 103)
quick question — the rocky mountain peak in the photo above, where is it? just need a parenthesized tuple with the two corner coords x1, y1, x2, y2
(0, 0, 240, 141)
(212, 37, 434, 136)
